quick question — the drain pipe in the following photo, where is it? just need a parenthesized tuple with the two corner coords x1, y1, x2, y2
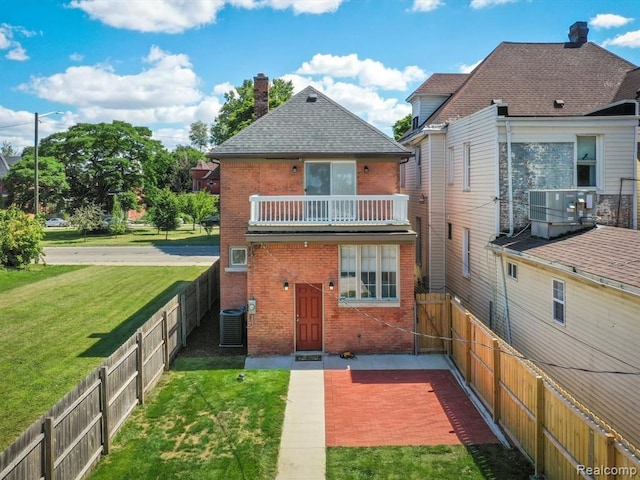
(506, 121, 514, 236)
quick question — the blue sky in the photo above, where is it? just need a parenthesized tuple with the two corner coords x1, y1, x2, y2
(1, 0, 639, 152)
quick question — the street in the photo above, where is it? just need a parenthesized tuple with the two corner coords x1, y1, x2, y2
(43, 245, 220, 266)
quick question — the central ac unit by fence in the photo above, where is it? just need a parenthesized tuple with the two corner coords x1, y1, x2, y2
(528, 189, 597, 239)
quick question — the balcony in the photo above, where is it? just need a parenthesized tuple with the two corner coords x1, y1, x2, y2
(248, 194, 410, 232)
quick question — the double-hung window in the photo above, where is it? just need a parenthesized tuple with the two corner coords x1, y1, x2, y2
(462, 228, 471, 277)
(576, 136, 598, 188)
(463, 143, 471, 191)
(552, 279, 565, 324)
(447, 146, 455, 185)
(339, 245, 398, 301)
(415, 147, 422, 187)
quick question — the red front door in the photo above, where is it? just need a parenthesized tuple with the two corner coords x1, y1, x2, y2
(296, 283, 323, 351)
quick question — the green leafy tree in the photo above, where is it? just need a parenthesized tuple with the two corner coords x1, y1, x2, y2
(3, 155, 69, 213)
(1, 141, 18, 157)
(210, 77, 294, 145)
(109, 195, 128, 235)
(169, 145, 206, 193)
(393, 114, 412, 140)
(69, 203, 103, 240)
(0, 207, 44, 268)
(38, 121, 167, 211)
(189, 121, 210, 152)
(148, 188, 180, 239)
(179, 191, 216, 230)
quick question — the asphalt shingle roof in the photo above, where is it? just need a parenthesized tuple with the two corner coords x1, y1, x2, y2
(409, 73, 469, 99)
(426, 41, 638, 125)
(209, 86, 411, 159)
(491, 226, 640, 291)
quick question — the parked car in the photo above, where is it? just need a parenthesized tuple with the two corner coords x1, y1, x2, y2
(45, 217, 67, 227)
(200, 215, 220, 227)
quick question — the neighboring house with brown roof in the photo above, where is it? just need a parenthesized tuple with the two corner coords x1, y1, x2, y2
(210, 80, 415, 356)
(399, 22, 640, 447)
(190, 159, 220, 194)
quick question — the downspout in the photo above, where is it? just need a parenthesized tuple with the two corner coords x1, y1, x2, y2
(498, 255, 512, 344)
(506, 120, 514, 236)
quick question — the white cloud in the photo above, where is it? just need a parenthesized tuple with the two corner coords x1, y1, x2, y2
(68, 0, 345, 33)
(19, 46, 202, 109)
(590, 13, 634, 29)
(0, 23, 32, 61)
(470, 0, 518, 8)
(459, 59, 481, 73)
(212, 82, 235, 95)
(296, 53, 427, 91)
(69, 53, 84, 62)
(410, 0, 444, 12)
(602, 30, 640, 48)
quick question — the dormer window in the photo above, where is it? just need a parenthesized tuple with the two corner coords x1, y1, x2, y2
(412, 116, 419, 130)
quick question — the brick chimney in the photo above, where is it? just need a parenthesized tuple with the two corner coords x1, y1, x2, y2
(254, 73, 269, 119)
(568, 21, 589, 45)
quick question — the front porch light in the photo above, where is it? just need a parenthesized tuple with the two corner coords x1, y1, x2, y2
(329, 281, 334, 290)
(283, 281, 289, 291)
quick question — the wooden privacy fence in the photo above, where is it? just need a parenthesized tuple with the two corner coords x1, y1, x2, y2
(417, 293, 640, 480)
(0, 262, 219, 480)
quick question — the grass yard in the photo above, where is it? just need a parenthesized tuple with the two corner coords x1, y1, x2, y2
(326, 444, 534, 479)
(0, 264, 208, 450)
(42, 225, 219, 247)
(90, 357, 288, 480)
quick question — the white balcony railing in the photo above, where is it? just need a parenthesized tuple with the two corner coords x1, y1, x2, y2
(249, 194, 409, 226)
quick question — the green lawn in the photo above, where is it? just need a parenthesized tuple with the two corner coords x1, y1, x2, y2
(90, 357, 288, 480)
(327, 444, 533, 479)
(42, 225, 219, 247)
(0, 264, 208, 450)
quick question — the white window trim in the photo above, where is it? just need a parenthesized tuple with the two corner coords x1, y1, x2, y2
(462, 142, 471, 191)
(226, 246, 248, 272)
(415, 147, 422, 187)
(575, 135, 603, 191)
(447, 146, 455, 185)
(552, 278, 565, 324)
(305, 160, 357, 196)
(507, 262, 518, 280)
(462, 228, 470, 278)
(338, 245, 400, 303)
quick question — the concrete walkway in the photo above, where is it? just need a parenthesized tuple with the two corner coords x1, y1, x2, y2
(243, 354, 506, 480)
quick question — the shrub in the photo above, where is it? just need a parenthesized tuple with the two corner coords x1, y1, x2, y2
(0, 207, 44, 268)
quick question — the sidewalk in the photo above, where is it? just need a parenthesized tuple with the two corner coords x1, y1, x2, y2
(243, 354, 507, 480)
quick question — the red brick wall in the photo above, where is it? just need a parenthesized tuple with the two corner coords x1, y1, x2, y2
(246, 243, 414, 356)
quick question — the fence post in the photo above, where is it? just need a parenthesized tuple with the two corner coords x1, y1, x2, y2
(196, 280, 201, 327)
(44, 417, 55, 480)
(535, 376, 545, 477)
(136, 331, 145, 405)
(99, 366, 111, 454)
(208, 266, 213, 310)
(162, 310, 170, 370)
(180, 293, 187, 347)
(464, 313, 472, 385)
(444, 294, 452, 356)
(492, 338, 501, 424)
(604, 433, 616, 480)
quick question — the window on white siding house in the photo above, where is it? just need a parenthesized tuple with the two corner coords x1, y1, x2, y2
(463, 143, 471, 191)
(507, 262, 518, 280)
(415, 217, 422, 266)
(229, 247, 247, 267)
(339, 245, 398, 301)
(576, 136, 597, 187)
(415, 147, 422, 187)
(462, 228, 470, 277)
(447, 146, 454, 185)
(412, 116, 419, 130)
(552, 279, 565, 324)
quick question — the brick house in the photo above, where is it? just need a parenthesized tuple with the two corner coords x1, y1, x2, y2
(190, 159, 220, 194)
(210, 81, 415, 356)
(399, 22, 640, 447)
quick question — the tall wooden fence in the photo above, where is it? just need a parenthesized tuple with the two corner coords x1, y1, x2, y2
(0, 261, 219, 480)
(417, 293, 640, 480)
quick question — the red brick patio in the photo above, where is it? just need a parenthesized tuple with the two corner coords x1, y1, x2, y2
(324, 369, 500, 447)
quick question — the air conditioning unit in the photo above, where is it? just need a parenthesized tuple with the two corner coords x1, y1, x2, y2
(528, 189, 597, 239)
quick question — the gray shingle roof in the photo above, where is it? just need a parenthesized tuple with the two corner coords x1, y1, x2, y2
(408, 73, 469, 100)
(209, 86, 411, 159)
(426, 41, 638, 125)
(491, 226, 640, 291)
(0, 153, 21, 178)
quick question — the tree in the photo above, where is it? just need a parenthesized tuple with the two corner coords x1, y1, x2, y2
(3, 155, 69, 213)
(168, 145, 206, 193)
(210, 77, 294, 145)
(0, 207, 44, 268)
(148, 188, 180, 239)
(189, 121, 210, 152)
(38, 121, 168, 211)
(1, 141, 18, 157)
(392, 114, 412, 140)
(109, 195, 128, 235)
(179, 191, 216, 230)
(69, 203, 103, 240)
